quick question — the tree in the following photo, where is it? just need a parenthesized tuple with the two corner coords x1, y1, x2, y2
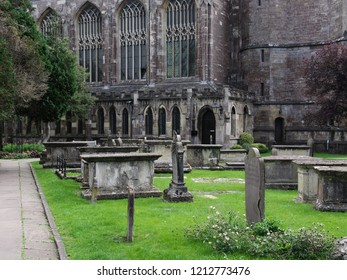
(0, 0, 94, 130)
(18, 37, 94, 123)
(0, 36, 16, 120)
(304, 43, 347, 127)
(0, 0, 48, 120)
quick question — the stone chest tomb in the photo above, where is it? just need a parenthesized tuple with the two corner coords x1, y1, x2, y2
(80, 153, 162, 200)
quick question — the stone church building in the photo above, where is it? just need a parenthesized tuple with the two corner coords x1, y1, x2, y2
(6, 0, 347, 150)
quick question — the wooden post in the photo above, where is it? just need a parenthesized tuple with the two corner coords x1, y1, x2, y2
(127, 185, 135, 242)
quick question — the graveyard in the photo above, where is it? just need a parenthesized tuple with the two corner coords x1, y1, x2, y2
(31, 153, 347, 260)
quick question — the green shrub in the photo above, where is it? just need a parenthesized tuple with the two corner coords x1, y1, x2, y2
(2, 143, 45, 153)
(1, 143, 45, 159)
(252, 218, 283, 236)
(238, 133, 254, 146)
(186, 207, 337, 260)
(251, 143, 269, 154)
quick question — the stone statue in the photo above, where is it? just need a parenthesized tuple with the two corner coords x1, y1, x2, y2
(163, 132, 193, 202)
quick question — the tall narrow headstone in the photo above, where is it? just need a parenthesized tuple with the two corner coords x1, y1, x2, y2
(245, 148, 265, 224)
(163, 133, 193, 202)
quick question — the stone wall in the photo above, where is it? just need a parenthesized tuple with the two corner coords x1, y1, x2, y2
(6, 0, 345, 149)
(234, 0, 347, 145)
(26, 0, 253, 148)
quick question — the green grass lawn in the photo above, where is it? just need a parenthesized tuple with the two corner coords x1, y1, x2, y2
(313, 153, 347, 159)
(32, 162, 347, 260)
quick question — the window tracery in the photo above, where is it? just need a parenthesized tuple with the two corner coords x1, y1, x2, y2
(78, 4, 103, 82)
(120, 0, 147, 80)
(166, 0, 196, 78)
(40, 9, 62, 38)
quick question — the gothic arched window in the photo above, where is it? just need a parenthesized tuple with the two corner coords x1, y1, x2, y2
(40, 9, 62, 38)
(172, 106, 181, 135)
(166, 0, 196, 78)
(78, 4, 103, 82)
(158, 107, 166, 136)
(109, 106, 117, 134)
(120, 0, 147, 80)
(122, 108, 129, 136)
(97, 108, 105, 134)
(145, 108, 153, 135)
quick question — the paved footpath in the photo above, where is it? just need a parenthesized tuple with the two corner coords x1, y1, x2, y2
(0, 159, 63, 260)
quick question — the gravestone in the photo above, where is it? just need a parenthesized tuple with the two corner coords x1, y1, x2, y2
(80, 153, 162, 199)
(245, 148, 265, 224)
(313, 166, 347, 212)
(163, 133, 193, 202)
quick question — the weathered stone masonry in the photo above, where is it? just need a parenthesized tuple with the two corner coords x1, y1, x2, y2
(234, 0, 347, 150)
(25, 0, 253, 149)
(3, 0, 346, 152)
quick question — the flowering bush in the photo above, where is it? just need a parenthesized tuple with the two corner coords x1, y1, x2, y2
(185, 207, 337, 260)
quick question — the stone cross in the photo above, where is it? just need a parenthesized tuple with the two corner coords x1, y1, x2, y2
(245, 147, 265, 224)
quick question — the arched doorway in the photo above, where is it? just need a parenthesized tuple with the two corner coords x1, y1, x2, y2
(199, 108, 216, 144)
(275, 117, 285, 144)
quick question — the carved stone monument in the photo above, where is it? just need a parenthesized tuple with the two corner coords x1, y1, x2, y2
(313, 166, 347, 212)
(80, 153, 162, 200)
(245, 147, 265, 224)
(163, 133, 193, 202)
